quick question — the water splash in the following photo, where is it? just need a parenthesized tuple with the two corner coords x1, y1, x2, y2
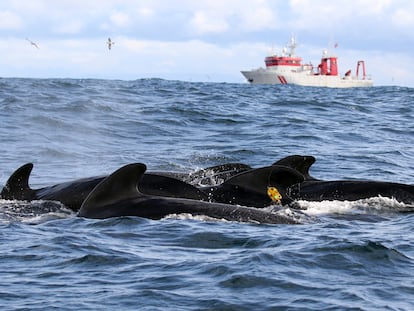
(296, 196, 411, 216)
(0, 199, 74, 224)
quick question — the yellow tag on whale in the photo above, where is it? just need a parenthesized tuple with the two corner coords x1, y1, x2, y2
(267, 186, 282, 204)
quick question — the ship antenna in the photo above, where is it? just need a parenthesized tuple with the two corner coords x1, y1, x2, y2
(288, 35, 297, 56)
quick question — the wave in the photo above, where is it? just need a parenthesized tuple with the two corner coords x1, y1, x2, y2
(0, 200, 74, 224)
(297, 196, 412, 216)
(1, 195, 411, 225)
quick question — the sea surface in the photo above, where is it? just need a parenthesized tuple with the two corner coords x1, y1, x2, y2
(0, 78, 413, 310)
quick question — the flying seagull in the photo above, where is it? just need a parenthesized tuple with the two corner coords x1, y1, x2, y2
(107, 38, 114, 50)
(26, 38, 39, 49)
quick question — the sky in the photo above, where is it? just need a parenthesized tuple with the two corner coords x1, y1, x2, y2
(1, 0, 414, 87)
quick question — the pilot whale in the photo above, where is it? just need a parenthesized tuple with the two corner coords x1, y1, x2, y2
(268, 159, 414, 206)
(0, 162, 262, 211)
(78, 163, 299, 224)
(1, 156, 311, 211)
(196, 155, 316, 207)
(203, 164, 304, 207)
(286, 180, 414, 205)
(0, 163, 207, 211)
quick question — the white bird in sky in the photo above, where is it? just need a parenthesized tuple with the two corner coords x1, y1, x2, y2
(26, 38, 39, 49)
(107, 38, 115, 50)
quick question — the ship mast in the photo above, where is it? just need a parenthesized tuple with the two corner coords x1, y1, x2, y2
(287, 36, 297, 57)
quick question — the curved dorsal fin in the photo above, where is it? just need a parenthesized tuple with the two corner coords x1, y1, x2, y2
(272, 155, 317, 180)
(268, 165, 305, 188)
(222, 165, 305, 193)
(79, 163, 147, 214)
(1, 163, 36, 201)
(208, 165, 305, 206)
(140, 174, 209, 201)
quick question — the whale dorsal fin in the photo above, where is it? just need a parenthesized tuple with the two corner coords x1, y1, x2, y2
(79, 163, 147, 215)
(221, 165, 305, 194)
(140, 174, 209, 201)
(1, 163, 36, 201)
(272, 155, 317, 180)
(268, 165, 305, 188)
(208, 165, 305, 206)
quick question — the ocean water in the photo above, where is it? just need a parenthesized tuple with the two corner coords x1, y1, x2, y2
(0, 78, 413, 310)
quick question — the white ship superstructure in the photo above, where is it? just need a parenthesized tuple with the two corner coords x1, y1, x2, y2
(241, 37, 373, 88)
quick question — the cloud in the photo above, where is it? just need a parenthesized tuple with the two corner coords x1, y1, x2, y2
(189, 11, 229, 34)
(186, 0, 282, 36)
(109, 11, 131, 28)
(391, 8, 414, 27)
(240, 7, 277, 31)
(1, 33, 414, 86)
(137, 7, 154, 18)
(54, 20, 85, 35)
(0, 0, 413, 86)
(0, 10, 23, 29)
(283, 0, 414, 56)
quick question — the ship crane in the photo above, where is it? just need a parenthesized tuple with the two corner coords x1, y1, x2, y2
(356, 61, 367, 80)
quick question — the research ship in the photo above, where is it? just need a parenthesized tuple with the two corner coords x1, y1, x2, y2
(241, 37, 373, 88)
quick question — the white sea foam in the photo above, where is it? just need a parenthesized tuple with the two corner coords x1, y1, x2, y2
(0, 199, 74, 224)
(186, 167, 226, 186)
(163, 213, 229, 222)
(296, 196, 410, 216)
(162, 206, 310, 224)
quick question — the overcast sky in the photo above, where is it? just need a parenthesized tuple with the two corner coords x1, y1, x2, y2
(1, 0, 413, 86)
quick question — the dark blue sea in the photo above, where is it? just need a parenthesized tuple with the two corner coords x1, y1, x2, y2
(0, 78, 413, 310)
